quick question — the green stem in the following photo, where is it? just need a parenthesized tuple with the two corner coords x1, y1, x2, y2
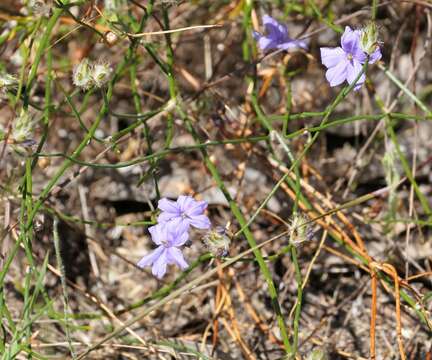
(26, 8, 64, 92)
(26, 53, 131, 231)
(371, 0, 378, 20)
(378, 64, 432, 116)
(36, 136, 269, 169)
(130, 61, 160, 199)
(161, 4, 292, 352)
(291, 246, 302, 355)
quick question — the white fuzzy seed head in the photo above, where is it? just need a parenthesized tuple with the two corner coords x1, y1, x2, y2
(289, 213, 312, 246)
(360, 22, 380, 55)
(91, 61, 112, 88)
(203, 226, 231, 257)
(0, 73, 18, 93)
(306, 349, 328, 360)
(12, 110, 34, 143)
(72, 58, 93, 90)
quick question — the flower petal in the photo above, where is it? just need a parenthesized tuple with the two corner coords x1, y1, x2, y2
(166, 247, 188, 270)
(185, 200, 208, 217)
(152, 248, 168, 279)
(277, 39, 308, 51)
(158, 197, 180, 214)
(148, 224, 167, 245)
(177, 195, 195, 213)
(253, 32, 268, 50)
(157, 211, 178, 224)
(189, 214, 211, 229)
(368, 47, 382, 64)
(169, 231, 189, 247)
(256, 35, 277, 51)
(137, 246, 164, 268)
(325, 59, 348, 87)
(166, 219, 190, 246)
(346, 60, 366, 90)
(263, 14, 288, 40)
(262, 14, 282, 29)
(320, 47, 345, 68)
(352, 46, 367, 64)
(252, 30, 261, 41)
(341, 26, 361, 54)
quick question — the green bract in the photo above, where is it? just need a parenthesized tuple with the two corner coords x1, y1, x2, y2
(360, 22, 380, 56)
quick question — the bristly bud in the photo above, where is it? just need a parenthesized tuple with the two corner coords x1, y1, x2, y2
(203, 226, 231, 257)
(0, 73, 18, 93)
(12, 110, 34, 143)
(360, 22, 380, 55)
(306, 349, 328, 360)
(289, 213, 313, 246)
(27, 0, 52, 17)
(72, 58, 93, 90)
(91, 61, 112, 88)
(10, 110, 37, 154)
(72, 59, 113, 90)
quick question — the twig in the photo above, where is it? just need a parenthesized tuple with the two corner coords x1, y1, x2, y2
(126, 24, 222, 38)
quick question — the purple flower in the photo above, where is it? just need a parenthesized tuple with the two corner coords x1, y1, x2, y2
(320, 26, 382, 91)
(157, 195, 211, 230)
(137, 222, 189, 279)
(253, 15, 307, 52)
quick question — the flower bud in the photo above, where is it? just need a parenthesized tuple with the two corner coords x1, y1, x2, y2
(289, 213, 313, 246)
(203, 226, 231, 257)
(72, 58, 93, 90)
(306, 349, 328, 360)
(10, 110, 36, 154)
(12, 110, 34, 143)
(0, 73, 18, 93)
(29, 0, 51, 17)
(360, 22, 379, 55)
(91, 61, 112, 88)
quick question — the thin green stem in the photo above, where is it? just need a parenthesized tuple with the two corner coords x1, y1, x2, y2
(26, 57, 129, 228)
(371, 0, 378, 20)
(378, 63, 432, 116)
(26, 8, 64, 93)
(290, 246, 302, 355)
(130, 61, 160, 198)
(35, 136, 269, 169)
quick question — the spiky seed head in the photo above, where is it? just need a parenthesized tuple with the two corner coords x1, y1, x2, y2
(0, 73, 18, 89)
(91, 61, 112, 88)
(72, 58, 93, 90)
(306, 349, 328, 360)
(360, 22, 380, 55)
(289, 213, 312, 245)
(12, 110, 34, 143)
(203, 226, 231, 257)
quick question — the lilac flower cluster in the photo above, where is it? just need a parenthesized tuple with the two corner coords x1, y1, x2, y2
(253, 15, 382, 91)
(137, 17, 383, 279)
(137, 195, 211, 279)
